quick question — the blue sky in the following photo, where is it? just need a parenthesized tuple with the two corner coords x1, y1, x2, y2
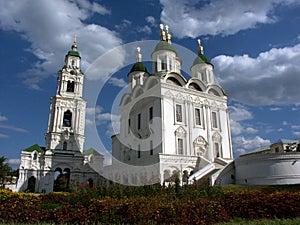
(1, 0, 300, 168)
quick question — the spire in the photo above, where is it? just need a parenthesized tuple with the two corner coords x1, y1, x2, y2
(159, 24, 172, 43)
(160, 24, 166, 41)
(67, 34, 80, 58)
(197, 39, 204, 55)
(165, 25, 172, 43)
(136, 47, 142, 62)
(72, 34, 77, 51)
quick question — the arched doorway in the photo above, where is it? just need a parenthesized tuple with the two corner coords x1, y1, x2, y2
(53, 168, 70, 192)
(88, 178, 94, 188)
(27, 176, 36, 193)
(63, 168, 71, 189)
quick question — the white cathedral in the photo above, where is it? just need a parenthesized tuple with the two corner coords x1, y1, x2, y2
(16, 25, 234, 192)
(104, 25, 233, 186)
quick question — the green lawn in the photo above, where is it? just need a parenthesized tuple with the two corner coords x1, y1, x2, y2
(1, 218, 300, 225)
(217, 218, 300, 225)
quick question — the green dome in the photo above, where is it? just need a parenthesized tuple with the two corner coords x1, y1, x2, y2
(23, 144, 44, 153)
(192, 53, 211, 67)
(153, 41, 178, 56)
(68, 50, 80, 58)
(130, 62, 148, 73)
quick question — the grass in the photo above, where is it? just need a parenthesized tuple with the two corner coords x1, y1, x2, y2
(1, 218, 300, 225)
(217, 218, 300, 225)
(220, 184, 300, 192)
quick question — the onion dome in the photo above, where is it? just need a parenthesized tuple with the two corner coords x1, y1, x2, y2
(129, 47, 148, 73)
(192, 39, 212, 67)
(153, 24, 178, 56)
(67, 35, 81, 58)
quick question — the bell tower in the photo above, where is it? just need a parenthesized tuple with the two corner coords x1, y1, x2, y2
(45, 35, 86, 153)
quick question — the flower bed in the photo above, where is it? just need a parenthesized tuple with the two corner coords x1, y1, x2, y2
(1, 184, 300, 224)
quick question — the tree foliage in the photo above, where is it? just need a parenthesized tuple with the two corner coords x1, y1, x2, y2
(0, 156, 12, 188)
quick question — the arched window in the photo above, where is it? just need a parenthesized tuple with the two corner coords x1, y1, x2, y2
(67, 81, 75, 92)
(212, 132, 222, 158)
(175, 126, 186, 155)
(88, 178, 94, 188)
(163, 170, 171, 182)
(208, 88, 220, 96)
(33, 152, 37, 160)
(63, 110, 72, 127)
(63, 141, 67, 150)
(188, 83, 202, 91)
(166, 77, 181, 86)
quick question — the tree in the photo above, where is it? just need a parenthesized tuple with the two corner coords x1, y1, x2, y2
(0, 156, 12, 188)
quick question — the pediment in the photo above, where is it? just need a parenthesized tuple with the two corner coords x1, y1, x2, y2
(193, 136, 208, 147)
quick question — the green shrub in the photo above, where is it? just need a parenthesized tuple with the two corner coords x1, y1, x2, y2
(1, 184, 300, 224)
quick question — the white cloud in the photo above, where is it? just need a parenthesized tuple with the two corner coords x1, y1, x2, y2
(86, 106, 103, 116)
(95, 112, 120, 137)
(108, 77, 127, 88)
(292, 107, 300, 111)
(270, 107, 281, 111)
(283, 121, 289, 126)
(145, 16, 156, 26)
(137, 25, 152, 35)
(229, 104, 253, 121)
(96, 113, 120, 126)
(293, 131, 300, 138)
(229, 103, 254, 135)
(213, 43, 300, 105)
(85, 105, 120, 136)
(245, 127, 258, 134)
(233, 135, 271, 157)
(0, 114, 28, 137)
(228, 103, 271, 157)
(160, 0, 299, 38)
(7, 158, 20, 165)
(292, 125, 300, 130)
(115, 19, 132, 30)
(0, 133, 9, 138)
(134, 16, 156, 36)
(0, 115, 8, 122)
(230, 119, 244, 136)
(73, 0, 111, 16)
(0, 0, 123, 89)
(0, 124, 28, 133)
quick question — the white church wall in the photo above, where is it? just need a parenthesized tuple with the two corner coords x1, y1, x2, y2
(235, 153, 300, 185)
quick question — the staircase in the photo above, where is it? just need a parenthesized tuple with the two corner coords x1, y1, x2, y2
(188, 160, 227, 185)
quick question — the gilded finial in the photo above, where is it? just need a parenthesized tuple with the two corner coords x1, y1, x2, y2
(136, 46, 142, 62)
(160, 23, 164, 31)
(197, 38, 204, 55)
(72, 34, 77, 50)
(160, 23, 166, 41)
(165, 25, 171, 43)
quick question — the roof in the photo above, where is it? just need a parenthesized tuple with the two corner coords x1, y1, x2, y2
(192, 53, 212, 67)
(153, 41, 178, 56)
(22, 144, 44, 153)
(83, 148, 103, 156)
(129, 62, 148, 73)
(272, 139, 299, 145)
(67, 50, 80, 58)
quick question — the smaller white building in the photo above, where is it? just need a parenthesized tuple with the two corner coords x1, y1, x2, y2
(216, 139, 300, 185)
(15, 38, 104, 193)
